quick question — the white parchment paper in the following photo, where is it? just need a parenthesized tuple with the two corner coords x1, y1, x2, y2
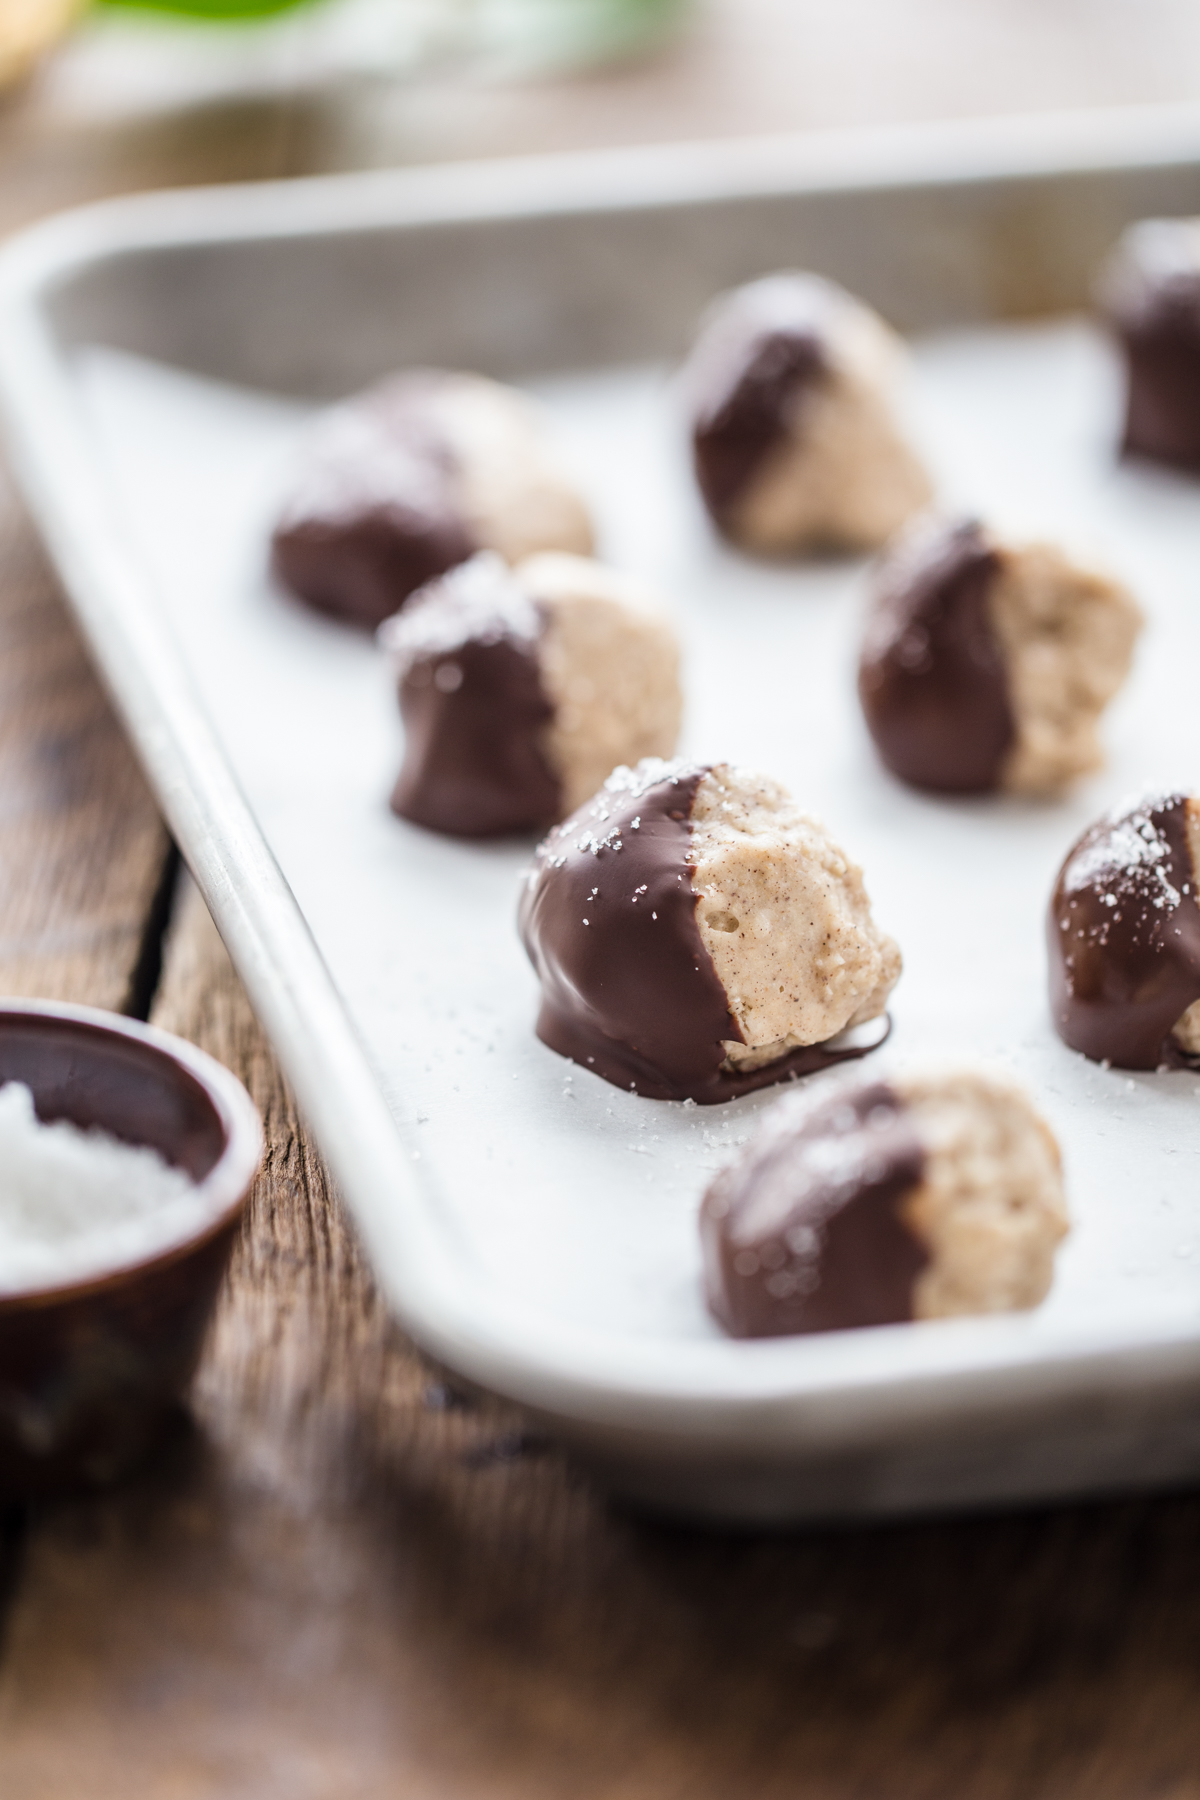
(77, 321, 1200, 1353)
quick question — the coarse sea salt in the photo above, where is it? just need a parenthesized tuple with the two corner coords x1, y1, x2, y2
(0, 1080, 211, 1294)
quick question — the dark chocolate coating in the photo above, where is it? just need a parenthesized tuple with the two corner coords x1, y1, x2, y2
(858, 517, 1015, 794)
(518, 760, 889, 1103)
(1048, 792, 1200, 1070)
(385, 556, 560, 838)
(684, 275, 843, 533)
(691, 329, 826, 523)
(1104, 245, 1200, 469)
(700, 1078, 927, 1336)
(271, 374, 475, 630)
(393, 637, 559, 837)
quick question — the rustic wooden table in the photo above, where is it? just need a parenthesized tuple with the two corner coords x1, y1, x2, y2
(3, 5, 1200, 1794)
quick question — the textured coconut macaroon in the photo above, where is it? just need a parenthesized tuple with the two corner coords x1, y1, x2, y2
(701, 1067, 1069, 1337)
(518, 756, 900, 1102)
(1048, 791, 1200, 1070)
(1098, 217, 1200, 470)
(682, 271, 933, 555)
(379, 551, 682, 837)
(858, 515, 1142, 796)
(271, 370, 594, 628)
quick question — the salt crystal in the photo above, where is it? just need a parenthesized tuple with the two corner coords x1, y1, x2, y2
(0, 1081, 207, 1295)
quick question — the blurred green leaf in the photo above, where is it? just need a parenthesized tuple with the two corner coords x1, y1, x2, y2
(96, 0, 313, 21)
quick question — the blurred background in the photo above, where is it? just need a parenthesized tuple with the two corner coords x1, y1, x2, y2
(4, 0, 1200, 234)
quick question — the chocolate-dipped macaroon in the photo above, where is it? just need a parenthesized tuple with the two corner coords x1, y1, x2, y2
(379, 552, 682, 838)
(859, 515, 1141, 795)
(1048, 791, 1200, 1070)
(519, 757, 900, 1102)
(701, 1067, 1068, 1337)
(682, 272, 933, 555)
(271, 370, 593, 628)
(1098, 218, 1200, 469)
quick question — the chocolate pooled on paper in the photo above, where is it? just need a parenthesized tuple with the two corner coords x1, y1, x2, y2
(1048, 792, 1200, 1070)
(518, 757, 900, 1103)
(701, 1068, 1069, 1337)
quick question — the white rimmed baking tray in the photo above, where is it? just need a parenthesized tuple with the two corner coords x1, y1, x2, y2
(3, 108, 1200, 1525)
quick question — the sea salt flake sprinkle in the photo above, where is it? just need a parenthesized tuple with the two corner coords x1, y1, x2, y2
(0, 1081, 209, 1295)
(377, 551, 541, 671)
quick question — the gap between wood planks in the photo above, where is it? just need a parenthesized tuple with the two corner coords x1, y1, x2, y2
(2, 54, 1200, 1780)
(4, 898, 1200, 1794)
(2, 507, 1200, 1793)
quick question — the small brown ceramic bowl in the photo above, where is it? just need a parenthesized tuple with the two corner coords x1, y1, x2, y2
(0, 998, 263, 1496)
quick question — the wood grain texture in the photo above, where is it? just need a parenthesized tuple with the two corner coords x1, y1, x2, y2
(4, 9, 1200, 1792)
(0, 466, 169, 1009)
(0, 78, 327, 1732)
(3, 880, 1200, 1799)
(0, 457, 174, 1771)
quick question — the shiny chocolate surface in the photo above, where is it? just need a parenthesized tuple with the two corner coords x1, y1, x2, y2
(393, 638, 558, 837)
(518, 760, 887, 1103)
(700, 1079, 927, 1336)
(691, 328, 825, 524)
(384, 554, 561, 837)
(1103, 237, 1200, 469)
(858, 516, 1014, 794)
(271, 373, 475, 629)
(1048, 792, 1200, 1070)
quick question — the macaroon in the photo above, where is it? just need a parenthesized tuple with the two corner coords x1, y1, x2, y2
(859, 515, 1142, 796)
(683, 271, 932, 555)
(272, 370, 593, 628)
(519, 756, 900, 1101)
(701, 1066, 1069, 1336)
(379, 551, 683, 837)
